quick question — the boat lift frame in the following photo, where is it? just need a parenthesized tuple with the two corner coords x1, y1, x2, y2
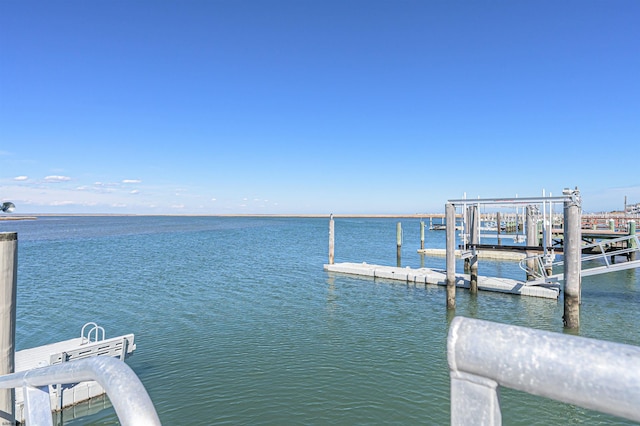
(448, 191, 573, 270)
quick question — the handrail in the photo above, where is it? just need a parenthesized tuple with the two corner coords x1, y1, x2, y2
(0, 356, 160, 426)
(81, 321, 106, 344)
(448, 316, 640, 425)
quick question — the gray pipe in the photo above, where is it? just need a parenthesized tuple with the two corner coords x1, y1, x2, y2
(448, 316, 640, 424)
(1, 357, 161, 426)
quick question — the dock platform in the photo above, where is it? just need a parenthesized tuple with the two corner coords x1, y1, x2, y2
(13, 322, 136, 423)
(418, 248, 526, 261)
(324, 262, 559, 299)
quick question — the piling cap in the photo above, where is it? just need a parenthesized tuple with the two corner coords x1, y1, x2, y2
(0, 232, 18, 241)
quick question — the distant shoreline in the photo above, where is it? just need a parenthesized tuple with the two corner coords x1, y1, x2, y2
(2, 211, 637, 221)
(0, 213, 445, 220)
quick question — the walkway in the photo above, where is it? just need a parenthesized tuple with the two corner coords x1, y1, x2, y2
(324, 262, 559, 299)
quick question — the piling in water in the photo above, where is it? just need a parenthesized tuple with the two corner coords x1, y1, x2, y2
(445, 203, 456, 309)
(396, 222, 402, 267)
(563, 190, 581, 329)
(629, 220, 637, 261)
(0, 232, 17, 425)
(469, 205, 479, 293)
(525, 206, 537, 281)
(328, 215, 335, 265)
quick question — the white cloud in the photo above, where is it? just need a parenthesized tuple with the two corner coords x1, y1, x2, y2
(211, 198, 217, 202)
(122, 179, 141, 184)
(171, 204, 185, 209)
(130, 190, 139, 194)
(13, 176, 28, 181)
(45, 175, 71, 182)
(94, 181, 118, 187)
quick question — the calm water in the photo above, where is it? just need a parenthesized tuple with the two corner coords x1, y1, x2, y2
(2, 216, 639, 425)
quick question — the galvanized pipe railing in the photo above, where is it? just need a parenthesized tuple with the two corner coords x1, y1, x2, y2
(519, 233, 640, 284)
(447, 316, 640, 425)
(0, 356, 160, 426)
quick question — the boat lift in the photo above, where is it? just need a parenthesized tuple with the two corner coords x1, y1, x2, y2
(521, 233, 640, 286)
(450, 191, 563, 269)
(449, 190, 640, 287)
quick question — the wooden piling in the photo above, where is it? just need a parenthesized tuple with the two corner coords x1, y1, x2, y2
(629, 220, 637, 261)
(469, 205, 479, 293)
(396, 222, 402, 267)
(563, 192, 581, 329)
(445, 203, 456, 309)
(420, 220, 425, 250)
(0, 232, 17, 425)
(496, 211, 502, 245)
(526, 206, 537, 280)
(328, 214, 335, 265)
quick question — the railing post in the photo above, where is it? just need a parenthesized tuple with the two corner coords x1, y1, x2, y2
(0, 232, 17, 426)
(450, 372, 501, 425)
(446, 203, 456, 309)
(23, 386, 53, 426)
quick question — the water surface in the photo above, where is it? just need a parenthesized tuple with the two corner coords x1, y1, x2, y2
(2, 216, 638, 425)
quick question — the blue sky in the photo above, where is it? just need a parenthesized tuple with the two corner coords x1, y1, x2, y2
(1, 1, 638, 215)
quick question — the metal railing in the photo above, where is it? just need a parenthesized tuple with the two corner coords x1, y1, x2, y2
(447, 316, 640, 425)
(0, 356, 160, 426)
(81, 321, 106, 344)
(519, 233, 640, 284)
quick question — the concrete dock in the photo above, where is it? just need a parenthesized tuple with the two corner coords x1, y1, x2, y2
(418, 248, 526, 261)
(324, 262, 559, 299)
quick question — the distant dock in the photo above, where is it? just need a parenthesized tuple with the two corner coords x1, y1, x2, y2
(418, 248, 525, 261)
(324, 262, 559, 299)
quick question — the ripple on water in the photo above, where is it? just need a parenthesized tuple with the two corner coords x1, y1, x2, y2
(9, 217, 640, 425)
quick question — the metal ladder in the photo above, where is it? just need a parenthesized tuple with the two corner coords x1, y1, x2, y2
(80, 321, 106, 344)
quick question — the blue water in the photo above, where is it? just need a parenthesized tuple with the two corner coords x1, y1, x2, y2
(2, 216, 639, 425)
